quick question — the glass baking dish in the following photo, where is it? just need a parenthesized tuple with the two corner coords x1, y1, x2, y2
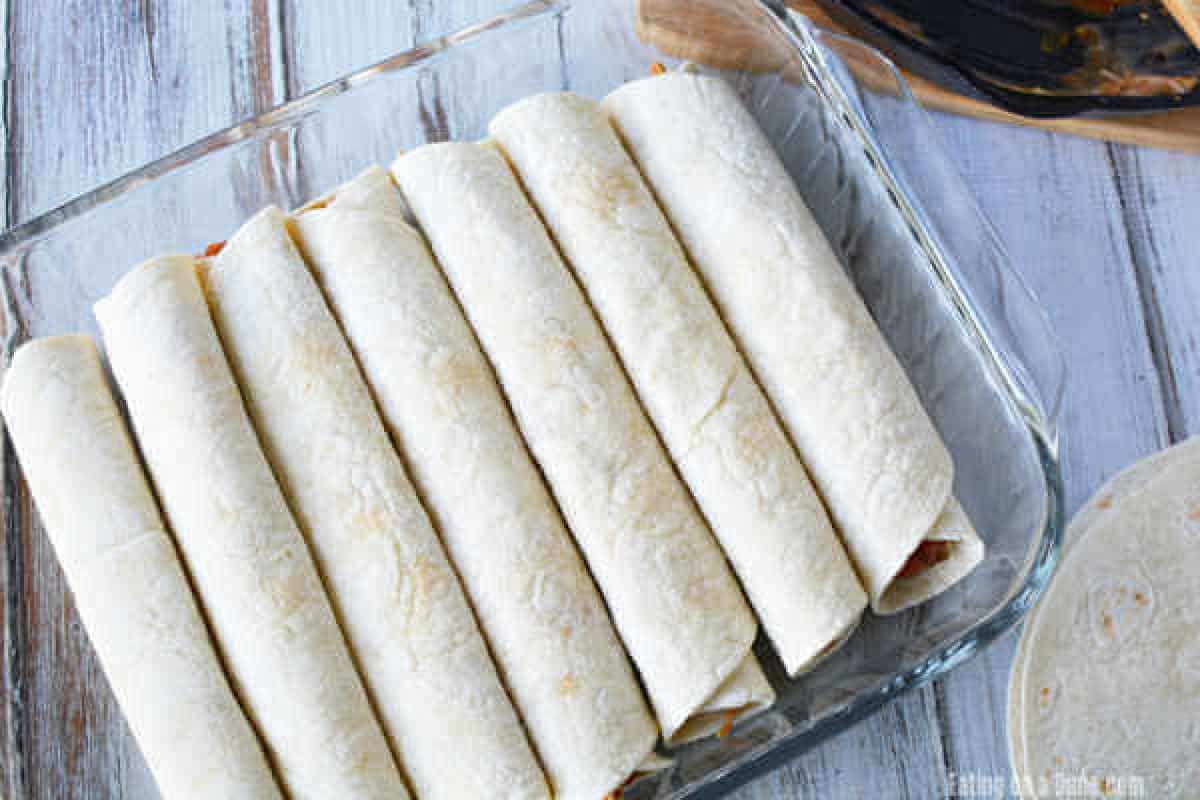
(0, 0, 1065, 797)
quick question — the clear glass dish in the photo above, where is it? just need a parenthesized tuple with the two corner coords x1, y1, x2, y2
(0, 1, 1065, 797)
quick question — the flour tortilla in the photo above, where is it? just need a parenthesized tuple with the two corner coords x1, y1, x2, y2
(604, 73, 983, 614)
(203, 207, 549, 800)
(1007, 439, 1200, 778)
(95, 257, 407, 800)
(393, 142, 772, 746)
(0, 335, 282, 800)
(290, 166, 660, 798)
(1008, 439, 1200, 798)
(489, 92, 866, 675)
(1008, 437, 1200, 798)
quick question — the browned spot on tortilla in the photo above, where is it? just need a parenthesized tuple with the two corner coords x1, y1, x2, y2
(351, 508, 388, 538)
(1135, 592, 1147, 606)
(1040, 687, 1051, 699)
(1102, 613, 1114, 634)
(1099, 776, 1114, 795)
(1189, 506, 1200, 521)
(544, 332, 581, 363)
(431, 352, 484, 404)
(1097, 495, 1113, 509)
(409, 557, 441, 605)
(571, 169, 641, 225)
(432, 352, 479, 384)
(558, 674, 579, 695)
(896, 540, 954, 580)
(290, 331, 339, 377)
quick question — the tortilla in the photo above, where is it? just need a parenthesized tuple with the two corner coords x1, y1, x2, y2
(1007, 440, 1200, 779)
(489, 92, 866, 675)
(603, 72, 984, 614)
(203, 207, 549, 800)
(1008, 437, 1200, 798)
(95, 256, 407, 800)
(0, 335, 282, 800)
(393, 141, 772, 745)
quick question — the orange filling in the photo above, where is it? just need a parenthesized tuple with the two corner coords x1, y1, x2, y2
(716, 707, 739, 739)
(603, 773, 637, 800)
(896, 540, 954, 580)
(202, 240, 226, 257)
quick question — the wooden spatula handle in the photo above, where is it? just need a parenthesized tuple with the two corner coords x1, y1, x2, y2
(1162, 0, 1200, 50)
(634, 0, 1200, 153)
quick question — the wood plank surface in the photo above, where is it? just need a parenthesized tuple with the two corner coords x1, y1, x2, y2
(1, 1, 1196, 798)
(1104, 145, 1200, 439)
(918, 120, 1172, 800)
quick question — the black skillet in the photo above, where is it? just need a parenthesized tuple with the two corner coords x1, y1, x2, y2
(807, 0, 1200, 117)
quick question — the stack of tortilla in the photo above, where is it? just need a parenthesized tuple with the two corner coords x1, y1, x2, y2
(1007, 439, 1200, 799)
(1, 69, 991, 799)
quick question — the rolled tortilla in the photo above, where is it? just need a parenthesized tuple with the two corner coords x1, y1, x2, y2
(604, 73, 984, 614)
(95, 257, 407, 800)
(0, 335, 282, 800)
(203, 207, 549, 800)
(393, 142, 772, 746)
(491, 92, 868, 676)
(290, 167, 659, 798)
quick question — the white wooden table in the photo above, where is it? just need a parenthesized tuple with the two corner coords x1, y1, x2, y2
(1, 1, 1196, 797)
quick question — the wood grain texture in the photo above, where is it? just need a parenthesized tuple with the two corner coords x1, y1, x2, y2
(7, 0, 277, 221)
(280, 0, 415, 96)
(1, 1, 1197, 798)
(1, 3, 15, 797)
(930, 120, 1171, 508)
(1104, 144, 1200, 440)
(914, 120, 1172, 800)
(736, 693, 950, 799)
